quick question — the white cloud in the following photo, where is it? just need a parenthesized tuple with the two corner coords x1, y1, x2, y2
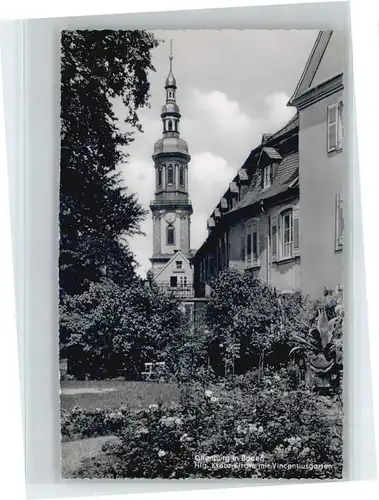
(264, 91, 296, 131)
(189, 152, 236, 215)
(189, 152, 236, 250)
(190, 89, 252, 136)
(121, 157, 153, 278)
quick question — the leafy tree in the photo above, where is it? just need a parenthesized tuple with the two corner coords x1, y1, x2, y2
(204, 268, 292, 377)
(60, 279, 186, 379)
(60, 30, 159, 296)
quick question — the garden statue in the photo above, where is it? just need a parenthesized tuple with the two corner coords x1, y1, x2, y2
(290, 308, 343, 391)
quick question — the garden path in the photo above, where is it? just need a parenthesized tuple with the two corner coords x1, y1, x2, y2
(61, 435, 119, 477)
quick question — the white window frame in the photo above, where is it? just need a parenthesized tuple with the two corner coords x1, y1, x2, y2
(245, 219, 260, 268)
(327, 98, 343, 153)
(262, 164, 272, 189)
(276, 205, 300, 262)
(280, 210, 294, 260)
(179, 276, 188, 287)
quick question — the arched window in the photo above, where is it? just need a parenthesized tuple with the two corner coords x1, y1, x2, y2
(157, 167, 162, 187)
(167, 225, 175, 245)
(174, 120, 178, 132)
(168, 120, 173, 131)
(167, 164, 174, 185)
(179, 165, 185, 187)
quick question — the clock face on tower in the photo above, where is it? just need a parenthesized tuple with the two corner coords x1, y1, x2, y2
(165, 212, 176, 224)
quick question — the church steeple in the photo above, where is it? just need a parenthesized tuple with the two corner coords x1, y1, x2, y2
(161, 40, 180, 137)
(150, 39, 193, 275)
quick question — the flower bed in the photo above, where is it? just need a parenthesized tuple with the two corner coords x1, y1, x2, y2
(68, 371, 343, 479)
(61, 406, 128, 440)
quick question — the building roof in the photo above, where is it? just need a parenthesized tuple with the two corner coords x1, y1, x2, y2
(259, 147, 283, 163)
(153, 136, 189, 156)
(228, 151, 299, 214)
(263, 114, 299, 143)
(288, 31, 332, 105)
(153, 249, 190, 281)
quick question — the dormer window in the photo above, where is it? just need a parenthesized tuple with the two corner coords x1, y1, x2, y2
(176, 260, 182, 269)
(262, 164, 272, 189)
(258, 147, 281, 190)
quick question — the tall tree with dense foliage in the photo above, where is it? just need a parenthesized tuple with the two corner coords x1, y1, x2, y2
(204, 268, 294, 376)
(60, 279, 186, 379)
(59, 30, 159, 296)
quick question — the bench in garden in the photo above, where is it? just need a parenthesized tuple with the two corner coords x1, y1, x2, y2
(141, 361, 167, 382)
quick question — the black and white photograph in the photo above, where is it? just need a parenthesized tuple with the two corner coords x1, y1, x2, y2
(59, 29, 344, 479)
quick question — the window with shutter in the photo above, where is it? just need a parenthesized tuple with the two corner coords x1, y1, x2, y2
(293, 209, 300, 257)
(335, 193, 344, 251)
(337, 99, 344, 150)
(240, 234, 245, 261)
(282, 211, 293, 258)
(246, 233, 252, 263)
(278, 209, 295, 260)
(244, 220, 260, 268)
(327, 104, 338, 152)
(271, 215, 278, 262)
(252, 220, 260, 267)
(252, 231, 258, 258)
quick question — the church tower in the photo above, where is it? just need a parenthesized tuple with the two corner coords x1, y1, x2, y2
(150, 41, 193, 277)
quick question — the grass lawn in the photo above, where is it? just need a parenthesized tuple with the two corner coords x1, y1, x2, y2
(60, 379, 180, 411)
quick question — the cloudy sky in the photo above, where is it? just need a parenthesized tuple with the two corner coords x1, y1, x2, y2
(117, 29, 318, 277)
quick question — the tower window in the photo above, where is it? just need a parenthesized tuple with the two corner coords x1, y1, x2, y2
(167, 164, 174, 186)
(168, 120, 173, 131)
(167, 225, 175, 245)
(174, 120, 178, 132)
(157, 167, 162, 187)
(179, 166, 185, 187)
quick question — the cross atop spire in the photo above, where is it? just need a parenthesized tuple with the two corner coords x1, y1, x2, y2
(165, 38, 176, 89)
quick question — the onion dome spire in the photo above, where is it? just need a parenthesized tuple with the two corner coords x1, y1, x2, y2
(165, 39, 176, 89)
(153, 38, 189, 157)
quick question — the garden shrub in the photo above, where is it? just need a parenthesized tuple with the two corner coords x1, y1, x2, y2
(61, 406, 128, 440)
(74, 373, 343, 479)
(60, 279, 186, 380)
